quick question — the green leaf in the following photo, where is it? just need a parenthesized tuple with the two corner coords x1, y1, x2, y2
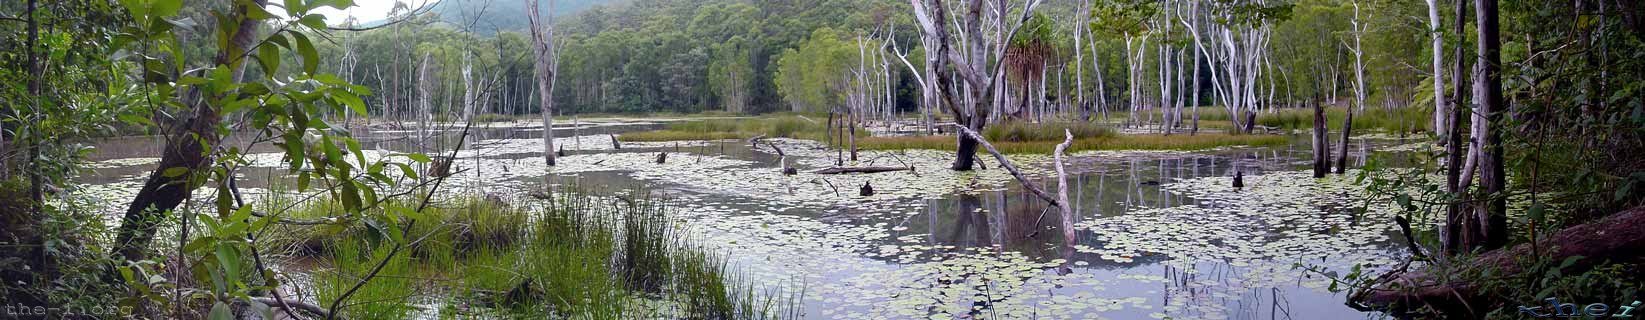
(290, 29, 319, 74)
(299, 14, 328, 30)
(332, 90, 368, 116)
(163, 167, 190, 178)
(214, 244, 241, 285)
(250, 300, 275, 320)
(257, 44, 281, 76)
(405, 153, 431, 163)
(393, 163, 419, 180)
(216, 183, 234, 217)
(152, 0, 183, 18)
(296, 172, 311, 191)
(283, 0, 306, 17)
(346, 138, 367, 168)
(209, 302, 233, 320)
(1559, 256, 1584, 270)
(341, 181, 363, 212)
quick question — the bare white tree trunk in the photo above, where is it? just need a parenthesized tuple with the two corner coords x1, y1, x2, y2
(1426, 0, 1447, 135)
(527, 0, 559, 166)
(1347, 0, 1369, 113)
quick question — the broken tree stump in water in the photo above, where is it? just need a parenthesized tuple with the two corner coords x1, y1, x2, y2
(764, 140, 797, 175)
(655, 152, 667, 164)
(1233, 171, 1244, 190)
(859, 182, 874, 196)
(608, 133, 621, 150)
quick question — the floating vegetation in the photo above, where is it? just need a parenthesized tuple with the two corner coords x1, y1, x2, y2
(77, 120, 1425, 320)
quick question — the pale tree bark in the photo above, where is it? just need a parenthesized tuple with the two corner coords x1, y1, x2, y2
(1346, 0, 1369, 113)
(910, 0, 1042, 171)
(1426, 0, 1447, 136)
(1073, 0, 1089, 122)
(527, 0, 558, 166)
(1185, 0, 1201, 135)
(889, 25, 936, 134)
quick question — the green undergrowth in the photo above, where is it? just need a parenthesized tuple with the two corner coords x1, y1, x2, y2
(618, 113, 865, 143)
(263, 188, 799, 319)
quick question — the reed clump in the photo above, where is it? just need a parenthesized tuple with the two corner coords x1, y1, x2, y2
(264, 187, 799, 319)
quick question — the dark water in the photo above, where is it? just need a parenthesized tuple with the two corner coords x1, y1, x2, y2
(81, 120, 1421, 320)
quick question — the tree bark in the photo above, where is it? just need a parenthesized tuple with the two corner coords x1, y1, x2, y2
(1312, 96, 1330, 178)
(1474, 0, 1507, 251)
(1352, 206, 1645, 317)
(113, 0, 269, 262)
(1336, 109, 1353, 174)
(1443, 0, 1470, 256)
(1426, 0, 1447, 136)
(527, 0, 558, 166)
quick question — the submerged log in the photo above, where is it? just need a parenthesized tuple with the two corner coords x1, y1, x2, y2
(1351, 206, 1645, 317)
(813, 166, 912, 175)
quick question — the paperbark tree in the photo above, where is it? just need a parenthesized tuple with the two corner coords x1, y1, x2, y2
(527, 0, 559, 166)
(910, 0, 1043, 171)
(1425, 0, 1447, 136)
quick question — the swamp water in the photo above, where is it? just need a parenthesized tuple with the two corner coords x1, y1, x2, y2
(80, 119, 1426, 320)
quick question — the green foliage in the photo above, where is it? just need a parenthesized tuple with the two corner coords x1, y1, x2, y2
(775, 28, 860, 113)
(620, 114, 855, 143)
(1090, 0, 1157, 37)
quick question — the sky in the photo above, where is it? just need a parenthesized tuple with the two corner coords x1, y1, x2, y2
(308, 0, 442, 25)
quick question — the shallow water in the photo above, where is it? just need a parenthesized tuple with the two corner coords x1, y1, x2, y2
(79, 119, 1424, 320)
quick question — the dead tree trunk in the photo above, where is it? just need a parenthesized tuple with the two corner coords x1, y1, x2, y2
(527, 0, 559, 166)
(1335, 109, 1353, 174)
(1312, 97, 1330, 178)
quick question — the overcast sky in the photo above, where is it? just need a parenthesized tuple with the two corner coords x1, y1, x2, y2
(308, 0, 442, 25)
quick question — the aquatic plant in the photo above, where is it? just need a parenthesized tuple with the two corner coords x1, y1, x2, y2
(291, 187, 799, 319)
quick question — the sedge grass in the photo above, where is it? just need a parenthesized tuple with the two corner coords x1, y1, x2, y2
(285, 186, 799, 320)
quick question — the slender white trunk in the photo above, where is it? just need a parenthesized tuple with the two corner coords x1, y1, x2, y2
(1426, 0, 1447, 134)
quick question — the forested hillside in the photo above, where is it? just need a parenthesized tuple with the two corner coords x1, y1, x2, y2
(314, 0, 1446, 120)
(426, 0, 623, 32)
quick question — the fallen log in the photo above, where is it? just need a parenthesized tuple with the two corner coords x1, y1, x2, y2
(1351, 206, 1645, 317)
(812, 166, 911, 175)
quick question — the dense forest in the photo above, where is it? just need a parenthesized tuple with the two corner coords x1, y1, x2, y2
(1, 0, 1642, 319)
